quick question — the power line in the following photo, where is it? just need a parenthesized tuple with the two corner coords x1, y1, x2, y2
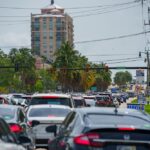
(0, 20, 30, 22)
(107, 59, 144, 64)
(73, 4, 140, 18)
(75, 30, 150, 44)
(85, 53, 137, 56)
(0, 1, 137, 10)
(69, 1, 137, 14)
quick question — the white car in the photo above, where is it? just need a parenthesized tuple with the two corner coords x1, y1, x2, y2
(30, 93, 75, 108)
(26, 104, 71, 148)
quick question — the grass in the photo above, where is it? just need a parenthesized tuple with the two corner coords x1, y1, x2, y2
(131, 98, 150, 114)
(131, 99, 137, 104)
(145, 105, 150, 114)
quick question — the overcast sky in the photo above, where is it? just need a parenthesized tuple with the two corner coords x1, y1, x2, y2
(0, 0, 149, 79)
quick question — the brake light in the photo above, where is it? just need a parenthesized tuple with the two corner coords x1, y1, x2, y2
(74, 133, 104, 147)
(27, 121, 32, 127)
(118, 127, 135, 131)
(9, 124, 23, 133)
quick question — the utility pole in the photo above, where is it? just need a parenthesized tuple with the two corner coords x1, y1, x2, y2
(139, 50, 150, 95)
(146, 50, 150, 95)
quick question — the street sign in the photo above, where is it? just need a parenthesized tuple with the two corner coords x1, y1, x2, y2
(127, 104, 145, 111)
(137, 94, 146, 104)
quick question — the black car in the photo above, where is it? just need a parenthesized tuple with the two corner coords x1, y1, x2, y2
(46, 107, 150, 150)
(0, 105, 34, 150)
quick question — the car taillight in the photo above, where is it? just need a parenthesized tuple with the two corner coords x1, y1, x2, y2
(74, 133, 104, 147)
(27, 121, 32, 127)
(9, 124, 23, 133)
(118, 127, 135, 131)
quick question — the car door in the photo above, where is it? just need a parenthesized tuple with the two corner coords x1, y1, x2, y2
(17, 108, 27, 132)
(56, 111, 77, 150)
(49, 111, 76, 150)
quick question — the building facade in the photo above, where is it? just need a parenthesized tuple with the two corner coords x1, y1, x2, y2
(31, 0, 74, 62)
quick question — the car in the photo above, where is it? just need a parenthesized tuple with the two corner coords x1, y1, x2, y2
(83, 95, 96, 107)
(29, 93, 74, 108)
(95, 95, 113, 107)
(7, 94, 26, 105)
(0, 140, 26, 150)
(0, 96, 9, 104)
(46, 107, 150, 150)
(72, 96, 86, 108)
(0, 105, 34, 150)
(26, 104, 71, 149)
(0, 117, 31, 150)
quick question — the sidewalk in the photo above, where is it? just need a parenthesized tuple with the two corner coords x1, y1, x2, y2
(119, 98, 135, 108)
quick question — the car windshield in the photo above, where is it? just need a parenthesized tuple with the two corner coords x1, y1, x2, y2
(74, 99, 85, 107)
(30, 97, 72, 107)
(85, 114, 150, 126)
(29, 108, 71, 117)
(0, 108, 15, 120)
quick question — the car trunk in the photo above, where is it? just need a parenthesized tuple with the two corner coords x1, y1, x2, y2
(84, 128, 150, 150)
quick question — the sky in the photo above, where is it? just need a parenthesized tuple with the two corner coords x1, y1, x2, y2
(0, 0, 149, 80)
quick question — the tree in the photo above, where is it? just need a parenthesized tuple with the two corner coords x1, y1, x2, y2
(53, 41, 79, 92)
(114, 71, 132, 87)
(94, 64, 112, 91)
(8, 48, 36, 92)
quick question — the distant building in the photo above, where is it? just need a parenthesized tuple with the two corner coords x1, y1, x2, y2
(31, 0, 74, 62)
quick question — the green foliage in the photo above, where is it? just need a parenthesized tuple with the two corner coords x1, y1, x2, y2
(0, 44, 112, 93)
(114, 71, 132, 86)
(145, 105, 150, 114)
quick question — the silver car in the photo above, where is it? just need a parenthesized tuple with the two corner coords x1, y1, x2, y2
(26, 104, 71, 148)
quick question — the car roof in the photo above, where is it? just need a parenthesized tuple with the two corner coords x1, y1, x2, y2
(32, 93, 71, 98)
(0, 104, 21, 110)
(28, 104, 71, 109)
(75, 107, 150, 120)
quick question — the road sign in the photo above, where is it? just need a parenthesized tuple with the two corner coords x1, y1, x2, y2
(137, 94, 146, 104)
(127, 104, 145, 111)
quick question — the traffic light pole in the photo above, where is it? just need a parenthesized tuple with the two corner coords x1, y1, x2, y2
(146, 51, 150, 95)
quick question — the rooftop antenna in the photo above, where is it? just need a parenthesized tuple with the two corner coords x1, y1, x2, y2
(51, 0, 54, 5)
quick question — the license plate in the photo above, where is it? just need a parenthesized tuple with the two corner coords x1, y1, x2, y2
(117, 146, 136, 150)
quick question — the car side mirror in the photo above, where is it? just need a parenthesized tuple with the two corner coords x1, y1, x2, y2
(18, 135, 31, 146)
(46, 125, 57, 136)
(31, 120, 40, 127)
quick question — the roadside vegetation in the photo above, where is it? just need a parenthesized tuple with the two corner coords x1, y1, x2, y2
(0, 42, 112, 93)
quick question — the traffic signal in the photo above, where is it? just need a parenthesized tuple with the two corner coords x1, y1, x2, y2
(85, 64, 90, 72)
(15, 63, 19, 72)
(139, 52, 141, 58)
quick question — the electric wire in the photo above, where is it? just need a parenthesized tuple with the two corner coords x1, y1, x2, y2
(75, 30, 150, 44)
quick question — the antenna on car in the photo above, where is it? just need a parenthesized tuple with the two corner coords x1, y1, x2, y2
(114, 105, 118, 114)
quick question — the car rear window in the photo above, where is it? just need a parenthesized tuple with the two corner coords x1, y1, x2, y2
(0, 108, 15, 120)
(29, 108, 71, 117)
(96, 96, 110, 101)
(85, 114, 150, 126)
(30, 97, 72, 107)
(74, 99, 85, 107)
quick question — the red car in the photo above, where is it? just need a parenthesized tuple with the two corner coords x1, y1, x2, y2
(0, 96, 9, 104)
(95, 95, 113, 107)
